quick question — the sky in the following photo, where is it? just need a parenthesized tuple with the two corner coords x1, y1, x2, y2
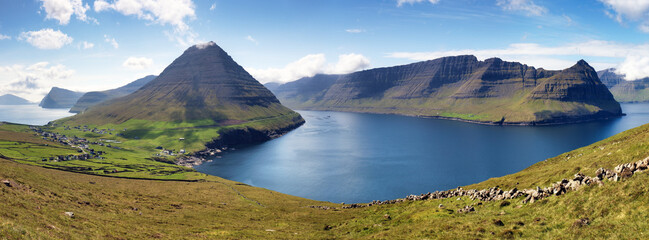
(2, 0, 649, 102)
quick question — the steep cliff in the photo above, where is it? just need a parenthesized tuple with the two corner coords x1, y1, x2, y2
(597, 68, 649, 102)
(39, 87, 85, 109)
(69, 75, 156, 113)
(270, 56, 622, 125)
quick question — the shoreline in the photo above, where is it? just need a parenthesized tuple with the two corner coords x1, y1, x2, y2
(292, 107, 625, 126)
(176, 117, 306, 168)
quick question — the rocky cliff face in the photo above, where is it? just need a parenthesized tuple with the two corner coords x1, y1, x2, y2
(0, 94, 31, 105)
(596, 68, 649, 102)
(69, 75, 156, 113)
(39, 87, 85, 109)
(67, 41, 302, 126)
(270, 56, 622, 125)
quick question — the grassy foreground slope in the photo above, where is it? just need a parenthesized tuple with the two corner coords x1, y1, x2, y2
(2, 120, 649, 238)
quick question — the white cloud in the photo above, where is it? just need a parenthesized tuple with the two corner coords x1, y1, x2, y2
(497, 0, 547, 16)
(0, 62, 76, 102)
(41, 0, 91, 25)
(194, 41, 215, 49)
(19, 29, 73, 50)
(247, 53, 370, 83)
(81, 41, 94, 49)
(616, 55, 649, 80)
(210, 3, 216, 11)
(599, 0, 649, 20)
(330, 54, 370, 74)
(387, 40, 649, 79)
(93, 0, 195, 31)
(599, 0, 649, 32)
(104, 35, 119, 49)
(246, 35, 258, 45)
(345, 29, 365, 33)
(94, 0, 198, 46)
(122, 57, 153, 70)
(0, 34, 10, 40)
(397, 0, 440, 7)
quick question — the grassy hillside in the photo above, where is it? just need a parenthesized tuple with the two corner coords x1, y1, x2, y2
(2, 117, 649, 238)
(0, 111, 302, 180)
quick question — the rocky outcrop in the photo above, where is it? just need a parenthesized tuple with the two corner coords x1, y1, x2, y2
(39, 87, 85, 109)
(597, 68, 649, 102)
(270, 56, 622, 125)
(69, 75, 156, 113)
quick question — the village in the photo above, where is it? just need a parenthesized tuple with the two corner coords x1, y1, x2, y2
(29, 125, 227, 168)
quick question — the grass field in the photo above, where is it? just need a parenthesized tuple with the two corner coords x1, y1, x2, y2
(2, 114, 649, 238)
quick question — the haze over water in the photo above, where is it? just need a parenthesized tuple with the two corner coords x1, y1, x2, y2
(0, 105, 74, 126)
(196, 103, 649, 203)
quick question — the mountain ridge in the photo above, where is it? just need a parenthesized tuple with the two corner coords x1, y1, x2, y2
(0, 94, 31, 105)
(270, 56, 622, 125)
(38, 87, 85, 109)
(66, 41, 301, 126)
(69, 75, 157, 113)
(597, 68, 649, 102)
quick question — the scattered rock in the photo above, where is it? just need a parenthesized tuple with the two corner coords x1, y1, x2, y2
(457, 205, 475, 213)
(493, 219, 505, 226)
(500, 201, 511, 207)
(64, 212, 75, 218)
(438, 204, 444, 208)
(383, 214, 391, 220)
(323, 225, 332, 231)
(1, 179, 12, 187)
(572, 218, 590, 228)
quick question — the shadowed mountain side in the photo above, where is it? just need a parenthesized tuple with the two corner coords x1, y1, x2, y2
(69, 75, 157, 113)
(270, 56, 621, 125)
(0, 94, 31, 105)
(597, 68, 649, 103)
(39, 87, 85, 109)
(66, 42, 301, 126)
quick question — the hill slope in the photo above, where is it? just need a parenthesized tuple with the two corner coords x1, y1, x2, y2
(39, 87, 85, 109)
(0, 94, 31, 105)
(598, 68, 649, 102)
(69, 75, 156, 113)
(271, 56, 622, 125)
(3, 114, 649, 238)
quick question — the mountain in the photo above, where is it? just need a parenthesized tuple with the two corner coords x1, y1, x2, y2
(38, 87, 85, 109)
(0, 94, 31, 105)
(597, 68, 649, 102)
(69, 75, 157, 113)
(270, 56, 622, 125)
(65, 41, 303, 128)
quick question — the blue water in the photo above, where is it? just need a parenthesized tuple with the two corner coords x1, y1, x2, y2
(195, 103, 649, 203)
(0, 105, 74, 125)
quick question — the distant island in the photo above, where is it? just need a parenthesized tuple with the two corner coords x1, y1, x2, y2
(268, 56, 623, 125)
(69, 75, 157, 113)
(0, 94, 31, 105)
(39, 87, 85, 109)
(598, 68, 649, 103)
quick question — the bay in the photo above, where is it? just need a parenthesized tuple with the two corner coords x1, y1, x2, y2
(0, 105, 74, 126)
(195, 103, 649, 203)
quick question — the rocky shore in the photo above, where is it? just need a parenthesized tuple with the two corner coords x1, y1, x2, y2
(309, 156, 649, 211)
(176, 117, 305, 168)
